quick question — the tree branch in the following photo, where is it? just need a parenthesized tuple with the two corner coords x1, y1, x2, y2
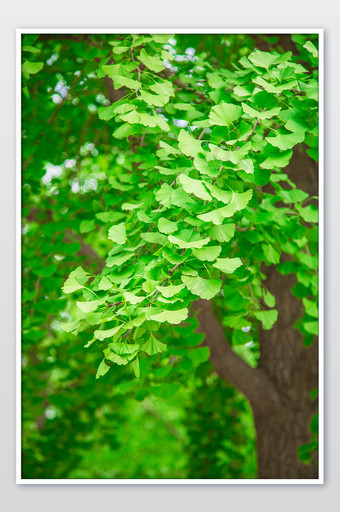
(192, 299, 280, 414)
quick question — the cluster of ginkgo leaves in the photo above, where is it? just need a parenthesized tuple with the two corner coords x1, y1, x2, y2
(59, 34, 318, 379)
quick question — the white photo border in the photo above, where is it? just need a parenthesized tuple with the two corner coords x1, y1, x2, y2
(16, 27, 324, 485)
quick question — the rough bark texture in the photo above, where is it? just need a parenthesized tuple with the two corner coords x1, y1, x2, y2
(194, 143, 319, 479)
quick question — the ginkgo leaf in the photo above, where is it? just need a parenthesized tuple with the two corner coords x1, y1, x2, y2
(209, 102, 243, 127)
(248, 49, 279, 69)
(198, 190, 252, 224)
(242, 103, 281, 120)
(108, 342, 139, 355)
(140, 231, 168, 245)
(303, 41, 318, 58)
(94, 326, 121, 341)
(158, 217, 178, 234)
(265, 130, 305, 151)
(140, 90, 169, 107)
(204, 182, 232, 204)
(62, 276, 84, 294)
(213, 257, 243, 274)
(62, 266, 89, 294)
(168, 229, 210, 249)
(181, 275, 222, 300)
(254, 310, 278, 330)
(178, 174, 212, 201)
(108, 223, 127, 245)
(112, 75, 142, 90)
(142, 334, 167, 355)
(178, 129, 202, 157)
(96, 359, 110, 379)
(208, 224, 235, 242)
(106, 253, 133, 267)
(155, 283, 185, 298)
(193, 155, 219, 179)
(150, 307, 188, 324)
(97, 276, 112, 291)
(76, 300, 101, 313)
(124, 291, 145, 304)
(139, 48, 165, 73)
(260, 150, 293, 170)
(192, 245, 221, 261)
(149, 80, 174, 96)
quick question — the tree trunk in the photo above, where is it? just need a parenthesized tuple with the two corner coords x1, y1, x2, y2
(254, 403, 317, 479)
(194, 294, 318, 479)
(194, 138, 319, 478)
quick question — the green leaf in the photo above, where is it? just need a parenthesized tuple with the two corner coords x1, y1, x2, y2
(155, 183, 173, 207)
(178, 129, 202, 157)
(156, 283, 185, 298)
(178, 174, 211, 201)
(109, 342, 139, 355)
(162, 247, 187, 265)
(130, 357, 140, 378)
(94, 326, 121, 341)
(209, 102, 243, 127)
(96, 211, 125, 223)
(157, 217, 178, 234)
(105, 352, 130, 365)
(97, 276, 113, 291)
(194, 155, 220, 178)
(262, 244, 280, 264)
(198, 190, 252, 225)
(213, 257, 243, 274)
(204, 182, 232, 204)
(61, 320, 80, 333)
(296, 204, 318, 223)
(192, 245, 221, 262)
(260, 149, 293, 170)
(242, 103, 281, 120)
(121, 202, 142, 211)
(303, 41, 318, 58)
(62, 266, 88, 294)
(140, 231, 168, 245)
(139, 48, 165, 73)
(303, 298, 318, 318)
(140, 90, 169, 107)
(112, 75, 141, 90)
(168, 229, 210, 249)
(149, 80, 174, 96)
(120, 109, 141, 124)
(108, 223, 127, 245)
(142, 334, 167, 355)
(22, 61, 44, 76)
(76, 300, 100, 313)
(181, 275, 222, 300)
(96, 359, 110, 379)
(208, 223, 235, 243)
(113, 123, 136, 139)
(254, 309, 278, 330)
(124, 291, 145, 304)
(248, 49, 279, 68)
(266, 130, 305, 151)
(150, 307, 188, 324)
(304, 321, 318, 335)
(106, 252, 133, 267)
